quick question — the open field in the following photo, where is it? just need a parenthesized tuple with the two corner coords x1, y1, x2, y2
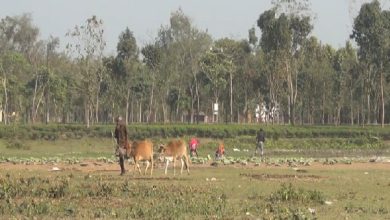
(1, 155, 390, 219)
(1, 126, 390, 219)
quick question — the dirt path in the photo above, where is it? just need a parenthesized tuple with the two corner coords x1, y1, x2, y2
(1, 160, 389, 173)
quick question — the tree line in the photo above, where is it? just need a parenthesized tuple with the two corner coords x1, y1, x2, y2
(0, 0, 389, 127)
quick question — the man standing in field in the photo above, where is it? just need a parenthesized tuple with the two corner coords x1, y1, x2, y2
(255, 128, 265, 157)
(114, 116, 128, 175)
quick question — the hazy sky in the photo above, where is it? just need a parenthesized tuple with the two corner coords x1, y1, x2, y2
(1, 0, 387, 55)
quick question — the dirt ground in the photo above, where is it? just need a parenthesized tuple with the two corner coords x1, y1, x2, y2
(1, 160, 389, 174)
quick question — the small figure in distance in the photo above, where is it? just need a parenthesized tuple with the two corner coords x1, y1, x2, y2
(215, 141, 225, 159)
(189, 137, 199, 157)
(114, 116, 129, 175)
(255, 128, 265, 157)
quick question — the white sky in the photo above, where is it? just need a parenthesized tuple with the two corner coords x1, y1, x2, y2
(1, 0, 388, 55)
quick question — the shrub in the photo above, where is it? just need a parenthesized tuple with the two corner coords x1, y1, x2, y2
(269, 183, 326, 205)
(6, 139, 31, 150)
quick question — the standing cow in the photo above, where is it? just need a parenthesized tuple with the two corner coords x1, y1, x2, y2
(158, 139, 190, 175)
(129, 140, 154, 176)
(115, 139, 154, 176)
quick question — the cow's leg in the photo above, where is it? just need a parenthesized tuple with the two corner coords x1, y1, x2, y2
(145, 160, 150, 175)
(164, 159, 169, 175)
(136, 160, 142, 175)
(150, 158, 153, 176)
(180, 158, 184, 174)
(132, 157, 140, 175)
(184, 154, 190, 174)
(173, 158, 176, 176)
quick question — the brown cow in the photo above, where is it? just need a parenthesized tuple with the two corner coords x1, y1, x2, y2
(117, 140, 154, 176)
(158, 139, 190, 175)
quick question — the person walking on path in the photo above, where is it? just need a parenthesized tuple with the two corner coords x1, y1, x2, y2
(114, 116, 128, 175)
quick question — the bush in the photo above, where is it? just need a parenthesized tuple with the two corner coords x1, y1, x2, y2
(6, 139, 31, 150)
(0, 124, 390, 143)
(269, 183, 325, 205)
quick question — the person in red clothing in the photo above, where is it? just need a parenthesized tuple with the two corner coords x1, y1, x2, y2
(189, 137, 199, 157)
(215, 141, 225, 159)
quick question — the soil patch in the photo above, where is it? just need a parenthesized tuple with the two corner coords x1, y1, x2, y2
(240, 173, 325, 181)
(0, 160, 389, 174)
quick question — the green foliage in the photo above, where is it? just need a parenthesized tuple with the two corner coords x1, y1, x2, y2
(0, 162, 390, 219)
(6, 139, 30, 150)
(0, 125, 388, 153)
(0, 174, 229, 219)
(269, 183, 326, 204)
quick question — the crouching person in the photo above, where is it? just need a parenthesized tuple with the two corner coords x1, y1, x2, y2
(215, 142, 225, 159)
(189, 137, 199, 157)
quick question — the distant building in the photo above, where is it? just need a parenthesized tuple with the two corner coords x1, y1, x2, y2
(257, 102, 280, 123)
(182, 111, 207, 123)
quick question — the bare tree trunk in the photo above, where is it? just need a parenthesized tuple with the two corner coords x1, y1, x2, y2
(190, 95, 194, 124)
(350, 88, 354, 125)
(357, 106, 360, 125)
(380, 70, 385, 127)
(367, 94, 370, 125)
(85, 100, 90, 128)
(361, 95, 365, 127)
(2, 78, 8, 125)
(162, 99, 167, 123)
(230, 71, 233, 123)
(111, 101, 115, 124)
(139, 99, 142, 123)
(0, 64, 8, 125)
(196, 87, 200, 124)
(45, 91, 50, 124)
(95, 91, 99, 124)
(336, 106, 341, 126)
(31, 74, 39, 124)
(176, 91, 181, 122)
(286, 60, 297, 125)
(33, 87, 45, 123)
(322, 82, 325, 125)
(126, 88, 130, 125)
(148, 81, 154, 123)
(131, 99, 134, 123)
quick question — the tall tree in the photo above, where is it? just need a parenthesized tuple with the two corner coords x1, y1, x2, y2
(0, 51, 29, 124)
(351, 0, 390, 127)
(169, 9, 212, 123)
(116, 27, 139, 124)
(257, 1, 312, 125)
(213, 38, 239, 123)
(200, 45, 234, 122)
(0, 14, 40, 124)
(66, 15, 106, 127)
(0, 13, 39, 58)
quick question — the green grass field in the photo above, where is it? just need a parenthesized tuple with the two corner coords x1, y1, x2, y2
(0, 135, 390, 219)
(0, 162, 389, 219)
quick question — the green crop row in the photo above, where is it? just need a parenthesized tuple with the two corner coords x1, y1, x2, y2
(0, 123, 388, 141)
